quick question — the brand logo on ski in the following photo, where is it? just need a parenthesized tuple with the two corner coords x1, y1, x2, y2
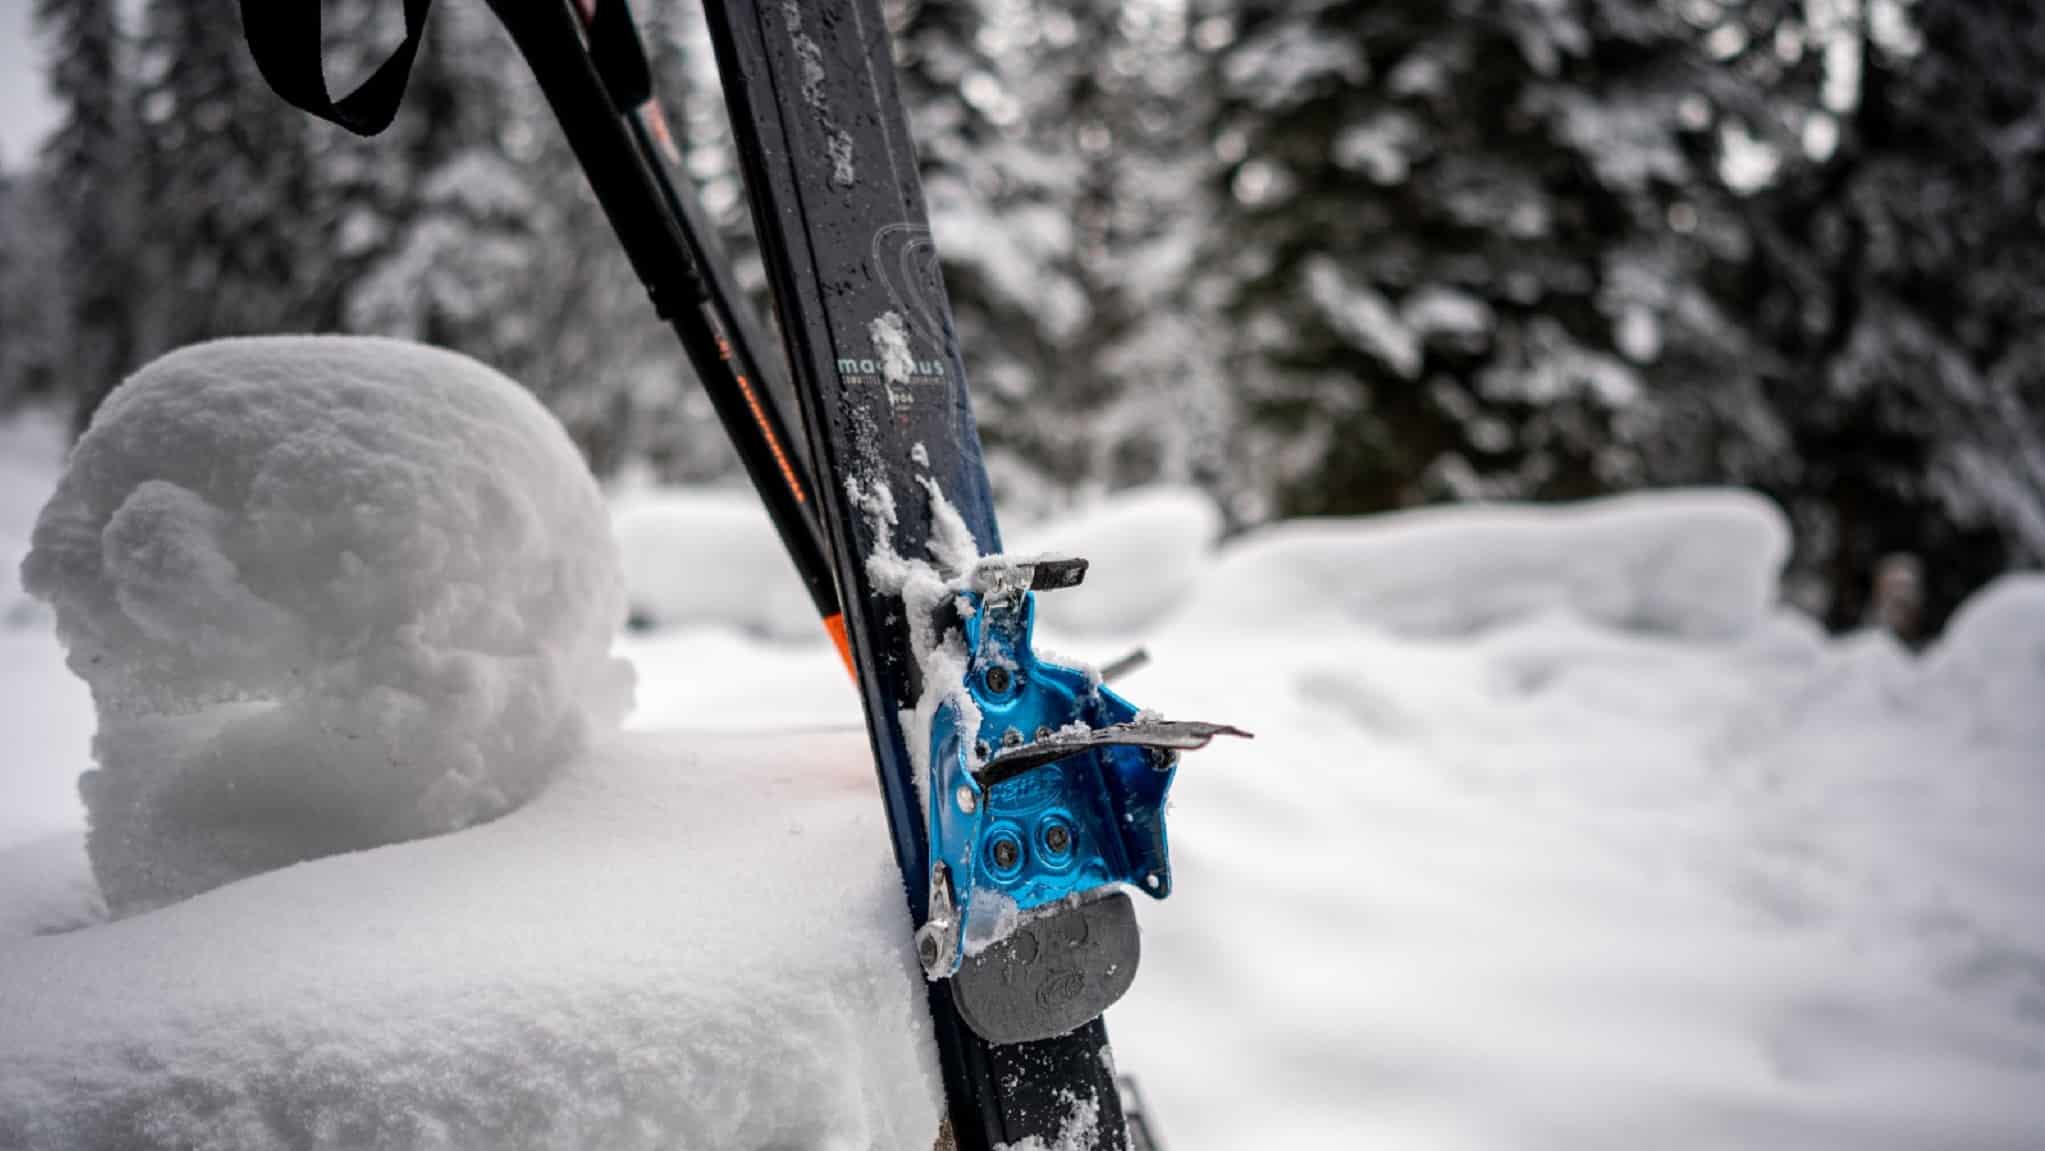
(871, 222, 950, 349)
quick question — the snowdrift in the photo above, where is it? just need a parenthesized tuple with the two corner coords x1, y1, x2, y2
(0, 731, 941, 1150)
(1179, 488, 1788, 638)
(611, 487, 818, 641)
(615, 484, 1787, 643)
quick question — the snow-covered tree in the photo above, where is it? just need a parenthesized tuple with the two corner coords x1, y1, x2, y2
(0, 170, 68, 408)
(33, 0, 134, 427)
(131, 0, 337, 359)
(1198, 0, 1782, 520)
(1736, 0, 2045, 628)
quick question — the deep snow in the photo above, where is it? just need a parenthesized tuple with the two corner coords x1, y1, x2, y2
(4, 382, 2043, 1148)
(0, 732, 942, 1150)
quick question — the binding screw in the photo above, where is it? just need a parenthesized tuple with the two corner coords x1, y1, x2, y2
(1044, 824, 1071, 854)
(991, 837, 1020, 870)
(917, 931, 941, 968)
(955, 785, 977, 814)
(984, 665, 1012, 695)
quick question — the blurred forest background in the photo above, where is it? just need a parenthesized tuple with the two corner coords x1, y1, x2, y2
(2, 0, 2041, 634)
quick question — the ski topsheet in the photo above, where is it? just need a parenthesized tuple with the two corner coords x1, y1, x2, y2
(697, 2, 1133, 1147)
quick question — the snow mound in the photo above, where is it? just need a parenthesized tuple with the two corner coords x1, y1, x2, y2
(0, 731, 942, 1151)
(611, 487, 818, 642)
(1179, 489, 1788, 639)
(20, 337, 633, 917)
(1012, 485, 1224, 637)
(1923, 572, 2045, 744)
(0, 833, 102, 940)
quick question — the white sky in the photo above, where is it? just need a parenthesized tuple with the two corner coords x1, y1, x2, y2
(0, 0, 58, 171)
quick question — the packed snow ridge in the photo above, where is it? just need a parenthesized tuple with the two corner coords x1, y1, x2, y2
(1179, 488, 1786, 639)
(19, 337, 633, 916)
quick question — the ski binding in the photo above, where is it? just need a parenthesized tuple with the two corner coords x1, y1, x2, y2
(915, 555, 1247, 1041)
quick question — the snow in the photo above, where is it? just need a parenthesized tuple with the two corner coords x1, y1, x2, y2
(919, 476, 983, 580)
(851, 474, 985, 823)
(611, 486, 817, 641)
(1303, 255, 1422, 379)
(1402, 284, 1496, 351)
(1920, 572, 2045, 745)
(0, 731, 943, 1149)
(993, 1088, 1104, 1151)
(1332, 112, 1421, 185)
(5, 387, 2044, 1149)
(871, 310, 917, 386)
(0, 833, 101, 941)
(0, 410, 94, 852)
(780, 0, 856, 188)
(1010, 486, 1223, 636)
(1179, 488, 1786, 639)
(18, 338, 633, 917)
(1221, 22, 1367, 109)
(1093, 597, 2045, 1147)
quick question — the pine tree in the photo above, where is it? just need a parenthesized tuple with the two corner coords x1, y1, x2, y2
(1197, 0, 1777, 519)
(890, 0, 1237, 515)
(132, 0, 337, 361)
(0, 170, 69, 409)
(1737, 0, 2045, 628)
(987, 0, 1236, 506)
(34, 0, 134, 428)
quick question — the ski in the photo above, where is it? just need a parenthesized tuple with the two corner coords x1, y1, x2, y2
(691, 1, 1130, 1141)
(695, 2, 1243, 1147)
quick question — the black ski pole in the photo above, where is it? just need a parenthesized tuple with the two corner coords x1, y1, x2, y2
(499, 0, 858, 670)
(241, 0, 857, 670)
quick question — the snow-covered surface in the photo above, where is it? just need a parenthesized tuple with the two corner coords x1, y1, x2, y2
(1116, 588, 2045, 1149)
(611, 486, 817, 641)
(1181, 488, 1786, 639)
(0, 410, 100, 938)
(1009, 485, 1223, 636)
(18, 338, 632, 916)
(0, 731, 941, 1149)
(0, 409, 93, 851)
(4, 394, 2043, 1148)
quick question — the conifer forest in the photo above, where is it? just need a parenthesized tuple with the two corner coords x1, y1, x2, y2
(4, 0, 2041, 632)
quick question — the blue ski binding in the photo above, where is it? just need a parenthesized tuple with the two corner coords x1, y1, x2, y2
(915, 555, 1247, 1041)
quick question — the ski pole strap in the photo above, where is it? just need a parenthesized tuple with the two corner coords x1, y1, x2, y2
(239, 0, 434, 137)
(242, 0, 654, 137)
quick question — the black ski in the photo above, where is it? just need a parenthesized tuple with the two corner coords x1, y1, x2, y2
(695, 3, 1133, 1147)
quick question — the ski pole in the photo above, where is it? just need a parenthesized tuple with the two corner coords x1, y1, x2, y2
(240, 0, 858, 674)
(543, 0, 858, 674)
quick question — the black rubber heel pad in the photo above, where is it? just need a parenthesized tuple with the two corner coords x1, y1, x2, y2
(952, 892, 1141, 1045)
